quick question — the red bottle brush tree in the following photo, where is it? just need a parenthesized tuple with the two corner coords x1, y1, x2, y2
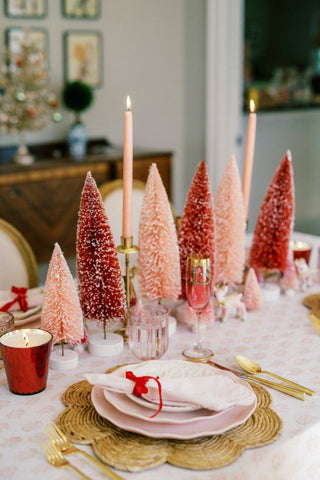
(138, 163, 181, 300)
(41, 243, 84, 348)
(77, 172, 126, 338)
(244, 267, 262, 311)
(249, 151, 295, 274)
(214, 155, 246, 286)
(178, 161, 215, 297)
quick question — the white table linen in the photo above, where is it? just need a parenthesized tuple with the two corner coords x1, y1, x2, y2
(0, 283, 320, 480)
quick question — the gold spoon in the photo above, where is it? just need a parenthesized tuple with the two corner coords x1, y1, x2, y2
(236, 355, 315, 396)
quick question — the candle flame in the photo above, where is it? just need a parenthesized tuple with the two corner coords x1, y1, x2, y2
(250, 99, 256, 113)
(23, 331, 29, 347)
(126, 95, 132, 111)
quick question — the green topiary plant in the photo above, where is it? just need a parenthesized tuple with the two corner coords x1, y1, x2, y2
(62, 80, 94, 122)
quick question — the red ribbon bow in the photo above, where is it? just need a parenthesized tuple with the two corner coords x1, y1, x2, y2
(126, 370, 163, 418)
(0, 286, 29, 312)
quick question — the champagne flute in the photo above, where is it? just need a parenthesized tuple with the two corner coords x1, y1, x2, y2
(183, 253, 213, 359)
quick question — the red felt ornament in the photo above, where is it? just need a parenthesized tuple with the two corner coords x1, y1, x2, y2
(249, 151, 295, 273)
(178, 161, 215, 297)
(76, 172, 126, 338)
(16, 58, 23, 67)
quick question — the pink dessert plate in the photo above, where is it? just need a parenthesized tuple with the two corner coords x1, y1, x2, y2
(92, 385, 257, 439)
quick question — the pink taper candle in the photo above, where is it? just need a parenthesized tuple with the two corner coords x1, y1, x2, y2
(122, 95, 133, 238)
(242, 99, 257, 221)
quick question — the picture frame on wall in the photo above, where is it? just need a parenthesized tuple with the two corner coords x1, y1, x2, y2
(62, 0, 100, 19)
(5, 0, 47, 18)
(64, 31, 102, 88)
(6, 28, 48, 58)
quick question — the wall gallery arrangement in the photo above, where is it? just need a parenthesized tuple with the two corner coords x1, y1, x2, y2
(3, 0, 102, 88)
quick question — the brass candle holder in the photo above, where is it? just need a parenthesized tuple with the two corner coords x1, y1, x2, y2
(116, 236, 139, 340)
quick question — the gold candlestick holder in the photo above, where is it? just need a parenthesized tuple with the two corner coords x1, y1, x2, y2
(116, 236, 139, 340)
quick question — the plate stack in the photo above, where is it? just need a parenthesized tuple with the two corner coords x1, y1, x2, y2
(88, 360, 257, 439)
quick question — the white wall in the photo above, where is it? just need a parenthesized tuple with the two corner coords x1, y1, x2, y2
(241, 110, 320, 234)
(0, 0, 206, 214)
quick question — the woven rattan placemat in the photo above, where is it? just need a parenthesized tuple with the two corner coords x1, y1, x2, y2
(56, 374, 282, 472)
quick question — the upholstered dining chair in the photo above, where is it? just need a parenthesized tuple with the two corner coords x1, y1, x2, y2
(0, 218, 39, 290)
(99, 179, 146, 246)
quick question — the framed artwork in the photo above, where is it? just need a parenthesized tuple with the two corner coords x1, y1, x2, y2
(5, 0, 47, 18)
(62, 0, 100, 19)
(64, 31, 102, 88)
(6, 28, 48, 57)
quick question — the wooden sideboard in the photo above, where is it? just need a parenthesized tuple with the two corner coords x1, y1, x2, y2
(0, 142, 172, 262)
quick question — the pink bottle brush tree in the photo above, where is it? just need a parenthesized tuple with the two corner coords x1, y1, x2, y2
(77, 172, 126, 339)
(249, 151, 295, 275)
(41, 243, 84, 353)
(178, 161, 215, 298)
(214, 155, 246, 286)
(244, 267, 262, 311)
(138, 163, 181, 301)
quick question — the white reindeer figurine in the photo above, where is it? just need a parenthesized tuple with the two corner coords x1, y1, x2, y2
(294, 258, 312, 292)
(213, 284, 247, 322)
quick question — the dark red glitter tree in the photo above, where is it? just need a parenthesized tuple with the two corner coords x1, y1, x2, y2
(76, 172, 126, 338)
(249, 150, 295, 273)
(178, 161, 215, 297)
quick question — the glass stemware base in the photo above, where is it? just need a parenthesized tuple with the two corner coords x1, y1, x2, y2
(182, 345, 213, 360)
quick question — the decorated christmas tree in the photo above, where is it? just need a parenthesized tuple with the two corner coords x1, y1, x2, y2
(214, 155, 246, 286)
(41, 243, 84, 348)
(0, 33, 60, 163)
(244, 268, 262, 311)
(77, 172, 126, 338)
(178, 161, 215, 297)
(138, 163, 181, 301)
(248, 151, 295, 273)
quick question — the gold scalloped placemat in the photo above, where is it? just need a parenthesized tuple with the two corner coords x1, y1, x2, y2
(56, 374, 282, 472)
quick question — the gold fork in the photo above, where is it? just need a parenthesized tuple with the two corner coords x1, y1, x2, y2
(41, 439, 91, 479)
(46, 423, 125, 480)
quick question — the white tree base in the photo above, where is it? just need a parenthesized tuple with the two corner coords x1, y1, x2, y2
(50, 349, 78, 371)
(168, 316, 177, 336)
(88, 332, 123, 357)
(261, 284, 280, 302)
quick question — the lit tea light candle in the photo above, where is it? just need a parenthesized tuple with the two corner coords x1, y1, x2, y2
(290, 240, 312, 265)
(0, 329, 52, 395)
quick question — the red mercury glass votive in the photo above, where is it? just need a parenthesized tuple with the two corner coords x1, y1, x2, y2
(0, 328, 52, 395)
(290, 240, 312, 265)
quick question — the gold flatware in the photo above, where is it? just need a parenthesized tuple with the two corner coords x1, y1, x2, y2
(236, 355, 315, 396)
(46, 423, 125, 480)
(187, 358, 306, 400)
(309, 313, 320, 334)
(41, 439, 91, 479)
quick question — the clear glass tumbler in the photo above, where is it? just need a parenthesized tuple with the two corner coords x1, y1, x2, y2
(128, 304, 169, 360)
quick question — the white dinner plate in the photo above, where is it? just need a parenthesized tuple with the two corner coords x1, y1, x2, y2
(92, 385, 257, 439)
(104, 388, 223, 424)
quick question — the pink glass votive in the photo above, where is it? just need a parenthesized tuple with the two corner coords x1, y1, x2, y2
(0, 328, 52, 395)
(291, 240, 312, 265)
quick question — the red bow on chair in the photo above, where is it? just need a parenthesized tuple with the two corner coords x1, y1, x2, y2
(126, 371, 163, 417)
(0, 286, 29, 312)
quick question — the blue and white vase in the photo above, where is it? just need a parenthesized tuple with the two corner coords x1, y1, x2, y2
(67, 119, 88, 159)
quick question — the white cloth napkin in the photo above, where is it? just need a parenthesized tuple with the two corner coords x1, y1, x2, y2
(85, 360, 256, 412)
(0, 287, 43, 312)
